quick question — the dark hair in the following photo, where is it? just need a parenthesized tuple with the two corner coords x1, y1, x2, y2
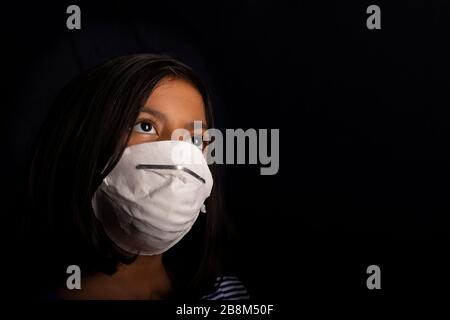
(22, 54, 230, 299)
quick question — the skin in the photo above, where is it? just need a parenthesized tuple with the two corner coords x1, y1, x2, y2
(58, 76, 207, 300)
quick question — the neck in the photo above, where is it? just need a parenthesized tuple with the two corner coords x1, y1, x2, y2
(57, 254, 172, 300)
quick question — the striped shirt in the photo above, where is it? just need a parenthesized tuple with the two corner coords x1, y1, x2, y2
(201, 275, 250, 300)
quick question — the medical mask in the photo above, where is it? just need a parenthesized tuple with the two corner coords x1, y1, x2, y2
(92, 140, 213, 255)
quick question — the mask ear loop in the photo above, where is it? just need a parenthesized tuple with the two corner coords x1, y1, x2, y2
(100, 164, 109, 176)
(100, 156, 116, 176)
(100, 160, 111, 176)
(99, 139, 129, 176)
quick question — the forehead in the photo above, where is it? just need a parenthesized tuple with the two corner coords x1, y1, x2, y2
(144, 77, 206, 121)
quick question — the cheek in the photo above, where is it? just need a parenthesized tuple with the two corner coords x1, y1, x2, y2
(159, 126, 192, 142)
(158, 128, 179, 141)
(127, 134, 141, 147)
(127, 132, 158, 147)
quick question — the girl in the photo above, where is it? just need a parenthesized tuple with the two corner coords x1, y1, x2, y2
(23, 54, 248, 300)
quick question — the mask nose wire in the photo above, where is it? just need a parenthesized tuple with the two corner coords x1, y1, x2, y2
(135, 164, 206, 184)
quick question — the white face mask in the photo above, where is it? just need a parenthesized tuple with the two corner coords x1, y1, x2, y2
(92, 140, 213, 255)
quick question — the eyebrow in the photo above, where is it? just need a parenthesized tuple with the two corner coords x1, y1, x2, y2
(140, 106, 208, 130)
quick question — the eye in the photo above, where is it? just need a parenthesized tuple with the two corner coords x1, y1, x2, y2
(191, 135, 203, 149)
(133, 121, 157, 135)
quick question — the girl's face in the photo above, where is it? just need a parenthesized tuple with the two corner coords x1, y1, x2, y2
(128, 77, 207, 148)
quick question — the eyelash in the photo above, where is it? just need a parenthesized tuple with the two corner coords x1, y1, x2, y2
(133, 119, 158, 135)
(131, 119, 211, 149)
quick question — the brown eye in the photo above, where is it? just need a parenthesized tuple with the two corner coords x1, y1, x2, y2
(133, 122, 156, 135)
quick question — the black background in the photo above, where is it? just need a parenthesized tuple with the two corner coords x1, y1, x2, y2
(2, 0, 450, 310)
